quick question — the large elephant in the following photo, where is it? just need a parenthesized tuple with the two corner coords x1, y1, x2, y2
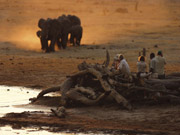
(57, 14, 81, 48)
(57, 15, 72, 49)
(58, 14, 82, 47)
(69, 25, 83, 46)
(37, 18, 63, 52)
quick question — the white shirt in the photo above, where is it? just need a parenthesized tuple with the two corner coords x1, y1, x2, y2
(137, 61, 147, 73)
(154, 56, 166, 75)
(118, 59, 130, 75)
(149, 57, 156, 72)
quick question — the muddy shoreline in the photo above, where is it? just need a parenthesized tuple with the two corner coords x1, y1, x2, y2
(1, 104, 179, 135)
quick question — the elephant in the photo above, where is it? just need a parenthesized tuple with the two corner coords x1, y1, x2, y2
(37, 18, 63, 52)
(68, 25, 83, 46)
(37, 15, 82, 52)
(36, 30, 47, 50)
(57, 15, 72, 49)
(58, 14, 82, 46)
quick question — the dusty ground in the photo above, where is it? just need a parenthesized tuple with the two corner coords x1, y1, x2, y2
(0, 0, 180, 134)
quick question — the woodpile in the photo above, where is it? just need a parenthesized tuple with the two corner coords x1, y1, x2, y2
(31, 50, 180, 110)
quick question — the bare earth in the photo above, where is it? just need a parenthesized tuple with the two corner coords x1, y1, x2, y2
(0, 0, 180, 134)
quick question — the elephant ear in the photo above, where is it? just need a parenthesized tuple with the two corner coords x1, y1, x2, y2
(38, 18, 46, 29)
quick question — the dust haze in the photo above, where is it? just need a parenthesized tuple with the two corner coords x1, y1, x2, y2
(0, 0, 179, 51)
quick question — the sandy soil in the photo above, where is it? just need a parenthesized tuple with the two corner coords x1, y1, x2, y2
(0, 0, 180, 134)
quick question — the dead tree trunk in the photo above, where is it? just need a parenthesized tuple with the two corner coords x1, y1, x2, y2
(31, 50, 180, 109)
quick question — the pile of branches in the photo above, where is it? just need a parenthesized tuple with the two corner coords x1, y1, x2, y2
(31, 51, 180, 110)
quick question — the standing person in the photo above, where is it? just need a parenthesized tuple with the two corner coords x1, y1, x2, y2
(155, 51, 166, 79)
(117, 54, 131, 78)
(149, 53, 156, 73)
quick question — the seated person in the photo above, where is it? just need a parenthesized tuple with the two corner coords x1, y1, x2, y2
(137, 56, 151, 78)
(111, 54, 121, 71)
(117, 54, 131, 78)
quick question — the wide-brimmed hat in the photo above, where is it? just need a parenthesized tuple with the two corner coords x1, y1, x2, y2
(114, 54, 121, 60)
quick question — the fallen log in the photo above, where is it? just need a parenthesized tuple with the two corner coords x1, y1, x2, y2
(30, 50, 180, 110)
(156, 95, 180, 104)
(66, 87, 110, 106)
(146, 79, 180, 90)
(86, 68, 132, 110)
(30, 78, 74, 103)
(74, 86, 96, 99)
(29, 86, 61, 102)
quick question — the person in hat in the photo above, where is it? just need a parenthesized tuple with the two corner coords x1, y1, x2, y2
(154, 50, 166, 79)
(137, 56, 147, 77)
(111, 54, 121, 71)
(117, 54, 131, 78)
(136, 55, 152, 79)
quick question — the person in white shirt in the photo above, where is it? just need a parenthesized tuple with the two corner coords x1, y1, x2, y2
(154, 51, 166, 79)
(117, 54, 131, 78)
(137, 56, 151, 78)
(137, 56, 147, 73)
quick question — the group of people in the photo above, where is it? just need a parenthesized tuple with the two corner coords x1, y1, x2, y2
(111, 50, 166, 79)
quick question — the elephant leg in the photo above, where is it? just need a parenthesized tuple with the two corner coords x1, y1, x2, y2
(49, 38, 56, 52)
(77, 32, 82, 46)
(70, 33, 76, 46)
(40, 37, 45, 50)
(57, 38, 62, 49)
(76, 36, 80, 46)
(61, 34, 68, 49)
(70, 34, 74, 44)
(41, 37, 49, 52)
(62, 39, 66, 49)
(76, 40, 80, 46)
(77, 37, 82, 46)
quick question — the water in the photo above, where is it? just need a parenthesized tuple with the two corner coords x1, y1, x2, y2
(0, 126, 109, 135)
(0, 85, 50, 117)
(0, 86, 58, 135)
(0, 86, 110, 135)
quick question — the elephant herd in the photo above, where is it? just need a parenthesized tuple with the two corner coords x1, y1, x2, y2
(36, 14, 83, 52)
